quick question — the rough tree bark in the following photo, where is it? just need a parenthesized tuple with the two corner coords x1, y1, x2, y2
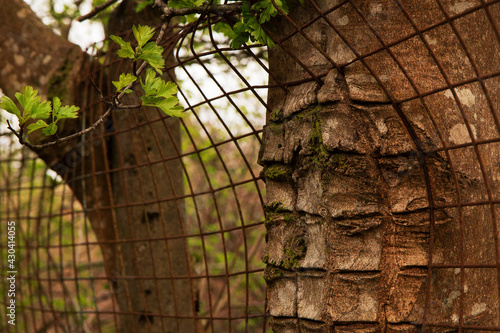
(0, 0, 195, 332)
(260, 0, 500, 331)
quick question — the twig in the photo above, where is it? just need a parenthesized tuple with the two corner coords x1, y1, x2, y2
(7, 120, 37, 150)
(75, 0, 119, 22)
(9, 108, 113, 151)
(115, 103, 142, 109)
(8, 28, 156, 151)
(89, 76, 106, 102)
(7, 120, 22, 142)
(153, 0, 242, 22)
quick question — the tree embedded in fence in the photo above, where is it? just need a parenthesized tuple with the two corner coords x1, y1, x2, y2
(0, 0, 285, 331)
(2, 0, 500, 332)
(260, 0, 500, 331)
(1, 1, 195, 331)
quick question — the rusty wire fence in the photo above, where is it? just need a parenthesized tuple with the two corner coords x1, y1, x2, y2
(0, 12, 269, 332)
(1, 0, 500, 332)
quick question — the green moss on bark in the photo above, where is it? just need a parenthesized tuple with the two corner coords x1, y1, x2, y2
(264, 265, 284, 283)
(282, 235, 306, 270)
(265, 164, 292, 181)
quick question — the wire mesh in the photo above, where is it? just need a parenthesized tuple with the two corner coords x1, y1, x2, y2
(260, 0, 500, 331)
(0, 13, 268, 333)
(1, 0, 500, 332)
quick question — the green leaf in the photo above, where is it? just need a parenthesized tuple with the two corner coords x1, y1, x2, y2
(51, 96, 79, 122)
(52, 96, 62, 114)
(133, 25, 155, 48)
(112, 73, 137, 92)
(157, 100, 184, 117)
(0, 96, 22, 120)
(229, 22, 251, 49)
(141, 69, 177, 98)
(138, 42, 165, 74)
(252, 0, 289, 24)
(142, 96, 184, 117)
(15, 86, 37, 109)
(214, 22, 233, 37)
(27, 120, 48, 133)
(117, 47, 135, 59)
(15, 86, 39, 119)
(156, 81, 178, 99)
(110, 35, 135, 59)
(140, 69, 183, 118)
(227, 0, 285, 49)
(155, 97, 179, 112)
(42, 123, 58, 136)
(30, 100, 52, 120)
(14, 86, 51, 120)
(166, 105, 185, 118)
(141, 68, 162, 96)
(141, 95, 163, 105)
(56, 105, 79, 120)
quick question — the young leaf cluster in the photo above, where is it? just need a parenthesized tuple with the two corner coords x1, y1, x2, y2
(228, 0, 293, 49)
(110, 25, 184, 118)
(112, 73, 137, 94)
(110, 25, 165, 74)
(0, 86, 79, 136)
(141, 69, 184, 118)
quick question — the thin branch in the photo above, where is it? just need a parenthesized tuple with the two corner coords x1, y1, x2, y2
(7, 120, 22, 142)
(10, 108, 113, 151)
(89, 76, 104, 100)
(75, 0, 119, 22)
(9, 31, 153, 151)
(115, 103, 142, 109)
(153, 0, 242, 21)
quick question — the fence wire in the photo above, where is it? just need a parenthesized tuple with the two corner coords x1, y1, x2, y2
(1, 0, 500, 332)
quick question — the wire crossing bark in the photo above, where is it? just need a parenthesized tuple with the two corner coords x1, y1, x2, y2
(260, 0, 500, 330)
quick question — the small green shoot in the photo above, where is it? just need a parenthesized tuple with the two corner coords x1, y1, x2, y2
(111, 25, 183, 118)
(228, 0, 292, 49)
(110, 24, 165, 74)
(0, 88, 79, 136)
(112, 73, 137, 93)
(140, 69, 184, 118)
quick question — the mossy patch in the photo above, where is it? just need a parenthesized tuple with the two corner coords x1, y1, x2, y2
(295, 105, 322, 122)
(268, 122, 284, 136)
(264, 201, 288, 214)
(270, 108, 283, 122)
(308, 119, 330, 167)
(264, 265, 284, 283)
(282, 234, 307, 270)
(264, 164, 292, 181)
(262, 254, 270, 264)
(265, 211, 297, 227)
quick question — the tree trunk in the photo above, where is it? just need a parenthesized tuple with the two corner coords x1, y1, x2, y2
(260, 0, 500, 331)
(0, 0, 195, 332)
